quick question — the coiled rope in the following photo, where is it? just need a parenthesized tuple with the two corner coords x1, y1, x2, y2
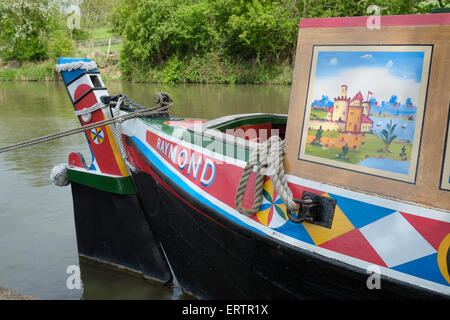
(55, 61, 97, 72)
(235, 135, 298, 217)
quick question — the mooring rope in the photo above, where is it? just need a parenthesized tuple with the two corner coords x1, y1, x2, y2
(235, 135, 298, 217)
(0, 105, 169, 154)
(112, 96, 136, 171)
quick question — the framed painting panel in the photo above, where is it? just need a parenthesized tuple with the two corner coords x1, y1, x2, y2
(298, 45, 433, 183)
(441, 112, 450, 191)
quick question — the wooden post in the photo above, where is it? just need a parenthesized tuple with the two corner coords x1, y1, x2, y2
(106, 38, 111, 63)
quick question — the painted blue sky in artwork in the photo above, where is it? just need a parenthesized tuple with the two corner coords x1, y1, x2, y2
(315, 50, 425, 83)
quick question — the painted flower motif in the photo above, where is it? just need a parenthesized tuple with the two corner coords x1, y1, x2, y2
(252, 179, 289, 228)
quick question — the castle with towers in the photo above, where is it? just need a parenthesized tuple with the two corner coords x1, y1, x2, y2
(308, 84, 374, 134)
(326, 84, 373, 133)
(307, 85, 375, 150)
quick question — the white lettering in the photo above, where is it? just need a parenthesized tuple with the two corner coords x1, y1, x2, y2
(200, 158, 216, 186)
(182, 304, 216, 317)
(366, 264, 381, 289)
(366, 5, 381, 30)
(66, 265, 81, 290)
(168, 145, 178, 164)
(156, 138, 161, 153)
(178, 149, 189, 170)
(187, 153, 203, 180)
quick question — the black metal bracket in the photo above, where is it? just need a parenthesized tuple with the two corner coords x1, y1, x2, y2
(287, 191, 336, 229)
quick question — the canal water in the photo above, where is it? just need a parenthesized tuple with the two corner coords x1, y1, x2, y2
(0, 81, 290, 299)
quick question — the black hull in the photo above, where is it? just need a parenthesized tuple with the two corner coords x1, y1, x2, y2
(70, 182, 172, 284)
(129, 151, 446, 300)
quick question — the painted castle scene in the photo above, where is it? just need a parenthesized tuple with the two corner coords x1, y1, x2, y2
(301, 47, 431, 180)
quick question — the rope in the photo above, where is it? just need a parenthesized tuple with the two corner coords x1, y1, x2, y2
(112, 97, 136, 172)
(74, 102, 105, 116)
(235, 135, 298, 217)
(55, 61, 97, 73)
(0, 105, 169, 154)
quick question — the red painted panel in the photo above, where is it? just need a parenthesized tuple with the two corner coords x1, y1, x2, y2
(320, 228, 388, 267)
(299, 13, 450, 29)
(73, 84, 123, 176)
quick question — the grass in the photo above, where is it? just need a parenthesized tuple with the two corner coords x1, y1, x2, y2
(0, 60, 56, 81)
(122, 52, 294, 85)
(90, 26, 114, 39)
(75, 26, 123, 56)
(1, 27, 294, 84)
(305, 133, 413, 165)
(310, 109, 327, 120)
(75, 43, 122, 56)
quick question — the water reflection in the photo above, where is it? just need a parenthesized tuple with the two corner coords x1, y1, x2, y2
(79, 260, 194, 300)
(0, 81, 290, 299)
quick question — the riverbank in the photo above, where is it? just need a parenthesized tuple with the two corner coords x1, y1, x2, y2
(0, 286, 38, 300)
(0, 55, 293, 85)
(0, 55, 122, 82)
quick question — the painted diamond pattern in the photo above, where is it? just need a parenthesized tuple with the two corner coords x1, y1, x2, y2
(359, 211, 436, 268)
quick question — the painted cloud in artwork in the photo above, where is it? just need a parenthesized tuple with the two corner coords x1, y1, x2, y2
(312, 51, 425, 105)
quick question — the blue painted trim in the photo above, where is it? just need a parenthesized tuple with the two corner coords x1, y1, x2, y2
(131, 136, 265, 236)
(57, 57, 98, 84)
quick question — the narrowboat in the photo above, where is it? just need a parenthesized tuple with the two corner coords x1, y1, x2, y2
(52, 13, 450, 299)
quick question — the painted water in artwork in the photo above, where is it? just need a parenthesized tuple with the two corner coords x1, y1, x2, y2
(300, 46, 431, 181)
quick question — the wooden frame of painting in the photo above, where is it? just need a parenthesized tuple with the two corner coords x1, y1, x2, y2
(284, 15, 450, 211)
(298, 45, 432, 183)
(441, 110, 450, 191)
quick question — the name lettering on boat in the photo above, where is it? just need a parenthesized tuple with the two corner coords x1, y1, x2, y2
(151, 134, 216, 187)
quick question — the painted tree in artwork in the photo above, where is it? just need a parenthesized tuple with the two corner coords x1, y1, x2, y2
(380, 120, 398, 153)
(313, 126, 323, 144)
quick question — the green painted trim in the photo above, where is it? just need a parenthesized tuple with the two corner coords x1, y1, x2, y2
(138, 114, 287, 162)
(140, 116, 251, 161)
(431, 8, 450, 13)
(67, 168, 137, 195)
(211, 115, 287, 131)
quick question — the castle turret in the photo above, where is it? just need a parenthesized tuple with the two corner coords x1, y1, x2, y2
(339, 85, 348, 98)
(332, 85, 350, 122)
(362, 100, 371, 117)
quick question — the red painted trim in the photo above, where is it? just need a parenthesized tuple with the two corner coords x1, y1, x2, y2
(299, 13, 450, 29)
(125, 139, 231, 231)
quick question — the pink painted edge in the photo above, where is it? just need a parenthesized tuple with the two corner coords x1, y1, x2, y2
(299, 13, 450, 29)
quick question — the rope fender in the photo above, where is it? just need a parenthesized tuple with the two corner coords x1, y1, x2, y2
(55, 61, 97, 73)
(235, 135, 298, 217)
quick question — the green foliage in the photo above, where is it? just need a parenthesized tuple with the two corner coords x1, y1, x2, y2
(0, 59, 56, 81)
(48, 31, 74, 60)
(79, 0, 117, 30)
(399, 145, 407, 160)
(69, 28, 92, 41)
(0, 0, 59, 62)
(315, 126, 323, 142)
(114, 0, 446, 83)
(161, 56, 187, 84)
(225, 0, 299, 62)
(120, 0, 220, 66)
(380, 120, 398, 152)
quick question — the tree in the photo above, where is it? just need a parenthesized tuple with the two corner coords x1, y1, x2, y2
(380, 120, 398, 153)
(79, 0, 117, 30)
(0, 0, 59, 61)
(314, 126, 323, 143)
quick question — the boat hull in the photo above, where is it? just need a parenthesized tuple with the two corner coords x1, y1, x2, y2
(127, 137, 446, 299)
(70, 181, 172, 284)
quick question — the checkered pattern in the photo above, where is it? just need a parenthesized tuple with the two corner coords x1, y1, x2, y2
(272, 190, 450, 287)
(359, 211, 436, 268)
